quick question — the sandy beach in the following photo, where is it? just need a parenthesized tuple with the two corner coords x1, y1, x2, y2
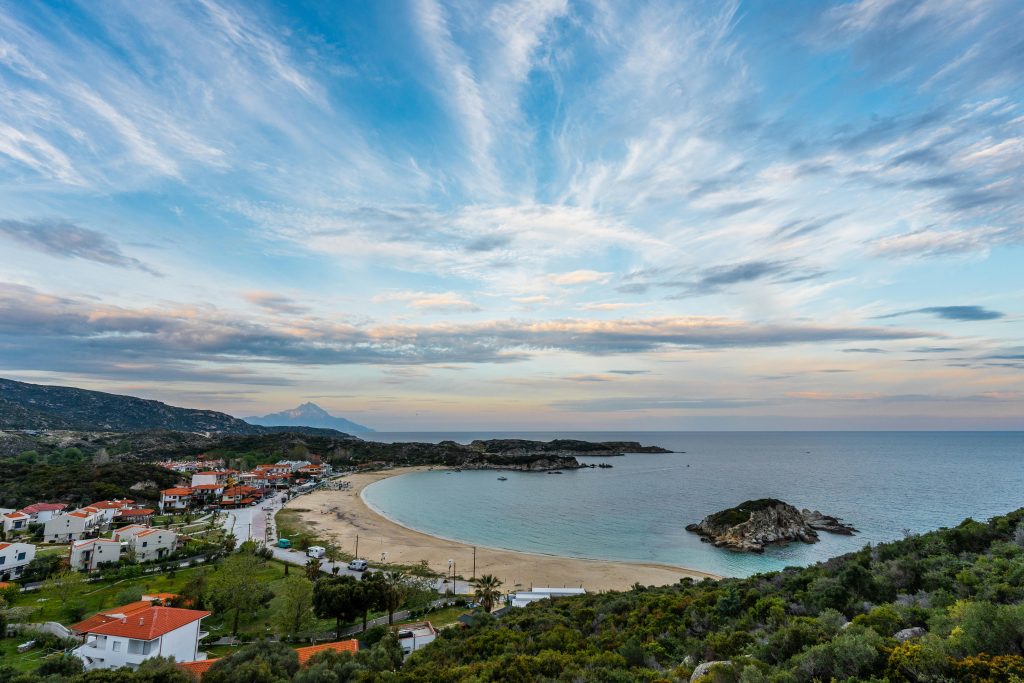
(284, 467, 720, 592)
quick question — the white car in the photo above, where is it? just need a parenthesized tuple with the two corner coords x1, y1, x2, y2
(347, 558, 368, 571)
(306, 546, 326, 559)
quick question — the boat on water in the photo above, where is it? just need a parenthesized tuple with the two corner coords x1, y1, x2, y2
(497, 476, 507, 481)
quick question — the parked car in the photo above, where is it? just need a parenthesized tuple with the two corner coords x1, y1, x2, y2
(347, 558, 368, 571)
(307, 545, 326, 559)
(276, 538, 292, 549)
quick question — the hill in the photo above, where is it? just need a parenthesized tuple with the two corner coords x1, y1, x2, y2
(245, 401, 375, 434)
(0, 378, 350, 436)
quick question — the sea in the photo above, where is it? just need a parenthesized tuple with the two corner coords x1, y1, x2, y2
(359, 432, 1024, 578)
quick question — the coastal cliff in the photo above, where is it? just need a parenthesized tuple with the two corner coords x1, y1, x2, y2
(686, 499, 857, 552)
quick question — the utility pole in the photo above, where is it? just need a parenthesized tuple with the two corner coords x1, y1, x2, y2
(354, 534, 359, 559)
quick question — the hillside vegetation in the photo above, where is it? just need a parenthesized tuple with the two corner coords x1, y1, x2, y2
(5, 507, 1023, 682)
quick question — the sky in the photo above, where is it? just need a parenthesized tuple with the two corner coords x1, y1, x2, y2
(0, 0, 1022, 431)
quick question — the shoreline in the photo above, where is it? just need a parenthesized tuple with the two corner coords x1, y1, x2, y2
(285, 466, 721, 592)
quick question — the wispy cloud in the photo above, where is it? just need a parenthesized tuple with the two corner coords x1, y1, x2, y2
(243, 291, 309, 315)
(0, 218, 160, 275)
(877, 305, 1005, 322)
(372, 290, 481, 312)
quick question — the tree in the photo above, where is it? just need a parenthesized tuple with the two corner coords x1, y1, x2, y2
(43, 570, 85, 608)
(205, 554, 272, 635)
(313, 575, 362, 636)
(380, 570, 408, 625)
(37, 653, 84, 678)
(273, 575, 315, 638)
(355, 571, 386, 631)
(304, 557, 322, 582)
(472, 574, 503, 613)
(203, 642, 300, 683)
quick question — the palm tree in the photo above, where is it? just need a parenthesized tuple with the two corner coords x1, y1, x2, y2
(472, 574, 503, 613)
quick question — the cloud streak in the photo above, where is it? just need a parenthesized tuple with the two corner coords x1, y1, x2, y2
(0, 283, 938, 375)
(0, 218, 160, 275)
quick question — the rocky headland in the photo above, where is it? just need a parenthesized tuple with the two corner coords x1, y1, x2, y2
(686, 499, 857, 553)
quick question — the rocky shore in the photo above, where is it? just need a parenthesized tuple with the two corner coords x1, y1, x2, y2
(686, 499, 857, 553)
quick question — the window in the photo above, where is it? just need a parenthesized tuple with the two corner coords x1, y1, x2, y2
(17, 552, 25, 560)
(0, 557, 5, 565)
(112, 641, 121, 652)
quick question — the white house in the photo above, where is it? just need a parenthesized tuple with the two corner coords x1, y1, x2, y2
(159, 487, 193, 513)
(69, 538, 124, 572)
(0, 541, 36, 580)
(44, 509, 103, 542)
(1, 511, 31, 535)
(72, 605, 210, 670)
(18, 502, 67, 524)
(510, 587, 586, 608)
(396, 622, 437, 656)
(113, 526, 177, 563)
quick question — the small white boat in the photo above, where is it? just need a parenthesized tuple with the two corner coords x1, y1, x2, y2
(497, 476, 508, 481)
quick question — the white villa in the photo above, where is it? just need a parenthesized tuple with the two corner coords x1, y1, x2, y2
(72, 605, 210, 670)
(44, 508, 103, 542)
(159, 487, 194, 513)
(69, 538, 124, 572)
(0, 541, 36, 581)
(1, 510, 30, 535)
(113, 526, 178, 563)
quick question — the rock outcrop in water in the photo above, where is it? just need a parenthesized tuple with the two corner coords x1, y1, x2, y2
(686, 499, 857, 553)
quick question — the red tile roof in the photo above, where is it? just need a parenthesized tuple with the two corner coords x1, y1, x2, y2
(178, 659, 218, 678)
(71, 600, 154, 633)
(296, 639, 359, 664)
(2, 512, 28, 519)
(116, 508, 155, 516)
(91, 500, 134, 509)
(19, 503, 66, 514)
(192, 484, 223, 490)
(83, 606, 210, 639)
(162, 488, 194, 496)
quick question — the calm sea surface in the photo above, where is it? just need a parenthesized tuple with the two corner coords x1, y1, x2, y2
(360, 432, 1024, 578)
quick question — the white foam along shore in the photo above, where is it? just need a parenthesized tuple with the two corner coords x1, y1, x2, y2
(285, 466, 721, 592)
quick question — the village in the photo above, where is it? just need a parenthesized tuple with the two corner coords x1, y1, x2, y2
(0, 454, 582, 678)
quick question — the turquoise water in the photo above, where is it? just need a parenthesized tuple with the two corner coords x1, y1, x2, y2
(361, 432, 1024, 577)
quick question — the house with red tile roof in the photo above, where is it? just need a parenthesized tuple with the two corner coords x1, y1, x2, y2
(1, 511, 30, 535)
(115, 508, 155, 525)
(17, 502, 66, 524)
(220, 485, 260, 508)
(177, 639, 358, 679)
(72, 605, 210, 671)
(160, 487, 194, 512)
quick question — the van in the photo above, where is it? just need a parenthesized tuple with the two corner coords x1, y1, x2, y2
(347, 558, 368, 571)
(306, 546, 326, 559)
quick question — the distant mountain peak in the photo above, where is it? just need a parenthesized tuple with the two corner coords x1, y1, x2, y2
(245, 402, 374, 434)
(294, 402, 330, 414)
